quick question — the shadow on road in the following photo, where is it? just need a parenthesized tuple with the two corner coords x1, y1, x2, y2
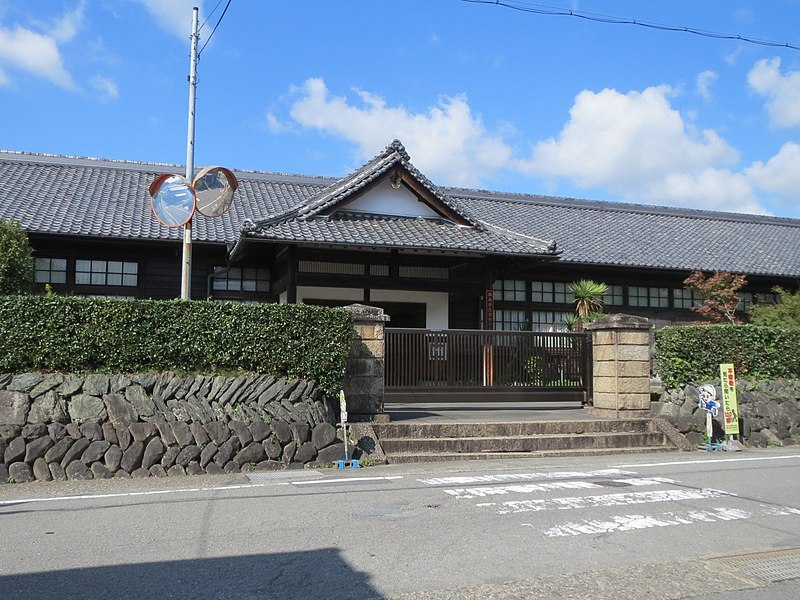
(1, 548, 383, 600)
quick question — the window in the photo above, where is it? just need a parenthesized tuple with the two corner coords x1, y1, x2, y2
(629, 286, 668, 308)
(531, 281, 573, 304)
(212, 267, 270, 292)
(493, 309, 528, 331)
(399, 265, 449, 280)
(603, 285, 624, 306)
(34, 258, 67, 284)
(75, 260, 137, 287)
(493, 280, 526, 302)
(531, 310, 572, 332)
(673, 288, 700, 309)
(738, 292, 778, 312)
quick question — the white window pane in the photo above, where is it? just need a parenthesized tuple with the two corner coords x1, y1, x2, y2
(242, 280, 256, 292)
(52, 272, 67, 284)
(76, 260, 90, 272)
(91, 260, 105, 272)
(122, 274, 137, 287)
(108, 261, 123, 273)
(213, 280, 226, 291)
(75, 272, 90, 285)
(34, 272, 49, 283)
(91, 273, 106, 285)
(107, 274, 122, 286)
(52, 258, 67, 271)
(123, 262, 138, 274)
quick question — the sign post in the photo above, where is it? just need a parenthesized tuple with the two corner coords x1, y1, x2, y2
(698, 384, 722, 452)
(336, 390, 359, 470)
(720, 363, 741, 451)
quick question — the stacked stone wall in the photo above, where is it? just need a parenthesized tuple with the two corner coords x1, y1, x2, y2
(0, 372, 345, 484)
(653, 379, 800, 448)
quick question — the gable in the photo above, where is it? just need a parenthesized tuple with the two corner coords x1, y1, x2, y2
(335, 179, 442, 219)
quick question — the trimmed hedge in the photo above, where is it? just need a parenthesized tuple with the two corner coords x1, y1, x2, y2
(0, 296, 353, 395)
(655, 324, 800, 388)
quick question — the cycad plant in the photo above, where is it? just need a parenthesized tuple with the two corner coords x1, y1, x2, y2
(569, 279, 608, 329)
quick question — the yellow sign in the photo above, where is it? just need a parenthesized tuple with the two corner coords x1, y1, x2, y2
(719, 363, 740, 436)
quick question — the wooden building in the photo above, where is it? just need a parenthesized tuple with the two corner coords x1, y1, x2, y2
(2, 141, 798, 330)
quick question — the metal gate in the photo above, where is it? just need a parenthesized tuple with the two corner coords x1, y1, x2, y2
(385, 329, 592, 403)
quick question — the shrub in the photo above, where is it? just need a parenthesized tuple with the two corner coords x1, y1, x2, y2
(750, 287, 800, 329)
(0, 219, 33, 295)
(0, 296, 353, 395)
(655, 324, 800, 388)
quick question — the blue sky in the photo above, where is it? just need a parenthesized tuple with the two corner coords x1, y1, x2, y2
(2, 1, 800, 218)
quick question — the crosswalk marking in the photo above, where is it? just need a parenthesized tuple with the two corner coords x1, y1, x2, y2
(476, 487, 732, 514)
(418, 469, 634, 486)
(442, 477, 675, 500)
(423, 467, 800, 539)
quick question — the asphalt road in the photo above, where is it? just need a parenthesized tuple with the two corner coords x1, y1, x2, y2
(2, 448, 800, 599)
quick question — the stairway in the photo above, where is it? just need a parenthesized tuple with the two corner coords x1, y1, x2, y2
(370, 419, 679, 464)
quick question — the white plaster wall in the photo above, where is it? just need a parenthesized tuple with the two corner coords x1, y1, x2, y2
(370, 289, 449, 329)
(344, 180, 440, 218)
(283, 286, 448, 328)
(297, 286, 364, 303)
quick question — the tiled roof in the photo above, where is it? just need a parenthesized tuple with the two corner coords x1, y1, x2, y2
(3, 147, 800, 276)
(241, 141, 556, 258)
(452, 190, 800, 276)
(0, 150, 331, 245)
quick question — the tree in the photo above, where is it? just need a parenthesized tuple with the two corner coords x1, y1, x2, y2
(0, 219, 34, 295)
(682, 270, 747, 324)
(569, 279, 608, 330)
(749, 287, 800, 328)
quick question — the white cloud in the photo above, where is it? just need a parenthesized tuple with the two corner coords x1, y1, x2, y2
(136, 0, 203, 40)
(696, 70, 717, 100)
(522, 86, 738, 187)
(0, 24, 76, 89)
(49, 1, 84, 43)
(746, 142, 800, 197)
(284, 78, 514, 187)
(273, 79, 773, 214)
(748, 57, 800, 128)
(91, 75, 119, 101)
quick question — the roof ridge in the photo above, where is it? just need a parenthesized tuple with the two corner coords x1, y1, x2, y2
(452, 187, 800, 228)
(0, 149, 337, 185)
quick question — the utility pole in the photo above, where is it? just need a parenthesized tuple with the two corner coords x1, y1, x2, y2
(181, 6, 200, 301)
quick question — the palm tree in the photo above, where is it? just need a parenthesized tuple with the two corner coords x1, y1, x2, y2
(569, 279, 609, 329)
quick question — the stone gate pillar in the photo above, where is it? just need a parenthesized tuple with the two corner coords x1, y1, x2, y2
(342, 304, 390, 421)
(585, 314, 652, 418)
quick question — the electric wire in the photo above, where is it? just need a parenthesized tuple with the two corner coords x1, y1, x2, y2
(199, 0, 226, 31)
(199, 0, 233, 55)
(462, 0, 800, 52)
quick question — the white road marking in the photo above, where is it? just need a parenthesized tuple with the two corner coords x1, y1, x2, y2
(443, 477, 675, 500)
(613, 454, 800, 468)
(0, 482, 285, 505)
(536, 506, 797, 537)
(476, 487, 733, 514)
(0, 475, 404, 506)
(418, 469, 634, 486)
(291, 475, 403, 486)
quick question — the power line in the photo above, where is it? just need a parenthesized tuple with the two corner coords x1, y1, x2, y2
(199, 0, 233, 55)
(462, 0, 800, 51)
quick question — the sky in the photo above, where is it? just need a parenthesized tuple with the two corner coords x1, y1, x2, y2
(2, 1, 800, 218)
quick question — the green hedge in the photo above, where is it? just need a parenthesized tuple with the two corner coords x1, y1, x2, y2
(655, 324, 800, 388)
(0, 296, 353, 395)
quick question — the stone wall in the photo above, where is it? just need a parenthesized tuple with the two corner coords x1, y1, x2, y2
(652, 380, 800, 448)
(0, 372, 346, 484)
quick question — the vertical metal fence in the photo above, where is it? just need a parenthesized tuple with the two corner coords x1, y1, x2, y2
(385, 329, 591, 403)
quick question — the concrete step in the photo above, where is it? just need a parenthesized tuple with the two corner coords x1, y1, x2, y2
(378, 431, 668, 455)
(384, 446, 673, 464)
(372, 419, 655, 439)
(368, 418, 678, 465)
